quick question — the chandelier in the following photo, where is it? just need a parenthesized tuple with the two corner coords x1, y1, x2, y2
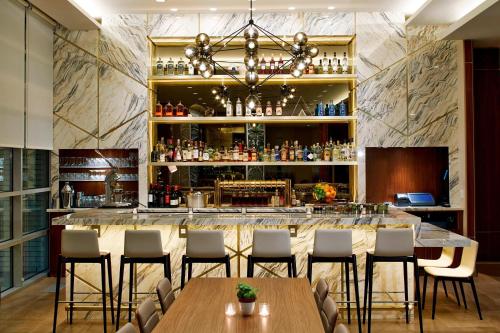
(183, 2, 319, 111)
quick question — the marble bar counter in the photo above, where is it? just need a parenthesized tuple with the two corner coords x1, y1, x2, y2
(53, 207, 470, 319)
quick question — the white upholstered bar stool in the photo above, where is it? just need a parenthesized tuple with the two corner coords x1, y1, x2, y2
(362, 228, 423, 333)
(116, 230, 171, 330)
(425, 240, 482, 320)
(307, 229, 362, 333)
(247, 229, 297, 277)
(53, 230, 114, 333)
(419, 247, 462, 307)
(180, 230, 230, 289)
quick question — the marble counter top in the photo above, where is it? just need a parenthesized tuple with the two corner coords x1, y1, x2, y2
(52, 207, 420, 226)
(391, 205, 464, 212)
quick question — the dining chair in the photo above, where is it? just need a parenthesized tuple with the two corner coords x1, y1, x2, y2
(363, 228, 423, 333)
(156, 278, 175, 314)
(116, 322, 137, 333)
(53, 230, 114, 333)
(314, 278, 330, 311)
(419, 247, 462, 307)
(136, 298, 160, 333)
(425, 240, 482, 320)
(308, 229, 361, 333)
(116, 230, 171, 330)
(320, 295, 339, 333)
(334, 324, 351, 333)
(181, 230, 230, 289)
(247, 229, 297, 277)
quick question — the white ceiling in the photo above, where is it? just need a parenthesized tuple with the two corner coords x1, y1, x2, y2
(72, 0, 427, 16)
(406, 0, 491, 25)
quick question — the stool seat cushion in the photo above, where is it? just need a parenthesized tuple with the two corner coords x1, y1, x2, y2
(418, 257, 451, 268)
(334, 323, 351, 333)
(313, 229, 352, 257)
(186, 230, 226, 258)
(252, 229, 291, 258)
(124, 230, 164, 258)
(62, 230, 101, 258)
(116, 323, 136, 333)
(424, 266, 473, 279)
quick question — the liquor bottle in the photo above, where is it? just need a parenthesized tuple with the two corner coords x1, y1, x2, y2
(166, 138, 174, 161)
(150, 142, 159, 162)
(184, 61, 189, 75)
(274, 145, 280, 161)
(265, 101, 273, 116)
(176, 101, 185, 116)
(278, 54, 284, 74)
(302, 145, 309, 161)
(198, 141, 204, 162)
(275, 101, 283, 116)
(192, 141, 199, 161)
(296, 145, 303, 160)
(226, 99, 233, 116)
(156, 58, 164, 76)
(280, 143, 288, 161)
(339, 99, 347, 116)
(308, 60, 315, 74)
(322, 52, 328, 73)
(327, 59, 333, 74)
(164, 185, 171, 208)
(177, 57, 185, 75)
(318, 60, 324, 74)
(188, 61, 195, 75)
(170, 185, 179, 208)
(175, 139, 182, 162)
(155, 101, 163, 117)
(164, 101, 174, 117)
(255, 101, 263, 116)
(260, 54, 266, 74)
(332, 57, 339, 74)
(323, 143, 331, 161)
(166, 57, 175, 75)
(251, 143, 257, 161)
(306, 146, 314, 161)
(318, 101, 324, 116)
(342, 52, 349, 74)
(232, 143, 239, 161)
(328, 100, 336, 116)
(159, 137, 166, 162)
(148, 184, 155, 207)
(289, 144, 295, 161)
(269, 54, 275, 73)
(235, 98, 243, 116)
(245, 104, 252, 116)
(315, 104, 319, 116)
(324, 104, 329, 116)
(332, 52, 338, 73)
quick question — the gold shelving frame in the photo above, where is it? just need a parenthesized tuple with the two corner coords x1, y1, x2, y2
(150, 115, 356, 124)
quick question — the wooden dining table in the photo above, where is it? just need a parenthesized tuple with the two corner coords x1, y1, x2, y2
(152, 277, 325, 333)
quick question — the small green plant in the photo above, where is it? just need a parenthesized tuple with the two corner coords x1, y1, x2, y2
(236, 282, 258, 300)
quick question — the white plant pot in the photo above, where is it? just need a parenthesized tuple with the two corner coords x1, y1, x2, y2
(239, 300, 256, 316)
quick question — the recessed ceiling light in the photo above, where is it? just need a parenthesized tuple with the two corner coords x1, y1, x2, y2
(170, 8, 178, 12)
(288, 7, 295, 10)
(193, 92, 198, 95)
(156, 0, 165, 2)
(250, 8, 256, 11)
(187, 86, 192, 89)
(209, 7, 217, 11)
(327, 6, 335, 10)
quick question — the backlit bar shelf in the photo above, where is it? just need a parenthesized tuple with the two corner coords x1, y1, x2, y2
(149, 115, 357, 124)
(150, 161, 357, 167)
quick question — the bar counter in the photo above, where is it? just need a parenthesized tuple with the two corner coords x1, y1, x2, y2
(52, 207, 470, 318)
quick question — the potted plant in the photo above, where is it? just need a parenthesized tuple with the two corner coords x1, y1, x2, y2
(237, 282, 258, 316)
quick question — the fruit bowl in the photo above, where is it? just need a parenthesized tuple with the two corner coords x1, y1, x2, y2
(313, 183, 337, 203)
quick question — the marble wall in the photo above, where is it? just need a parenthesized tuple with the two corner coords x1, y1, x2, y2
(52, 11, 465, 210)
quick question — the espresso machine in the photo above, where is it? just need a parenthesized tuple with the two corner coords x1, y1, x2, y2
(96, 150, 132, 208)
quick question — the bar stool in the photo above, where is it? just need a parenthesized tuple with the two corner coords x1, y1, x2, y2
(314, 278, 330, 311)
(307, 229, 362, 333)
(321, 295, 339, 333)
(363, 228, 423, 333)
(53, 230, 114, 333)
(116, 323, 137, 333)
(180, 230, 230, 289)
(116, 230, 171, 330)
(136, 298, 160, 333)
(156, 278, 175, 314)
(425, 240, 482, 320)
(247, 229, 297, 277)
(419, 247, 462, 307)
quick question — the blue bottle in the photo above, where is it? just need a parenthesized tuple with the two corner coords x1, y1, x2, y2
(339, 100, 347, 116)
(318, 101, 324, 116)
(274, 145, 280, 161)
(328, 102, 336, 116)
(314, 104, 319, 116)
(302, 146, 309, 161)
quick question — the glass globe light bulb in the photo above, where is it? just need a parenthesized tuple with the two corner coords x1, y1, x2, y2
(195, 33, 210, 47)
(245, 71, 259, 86)
(288, 93, 294, 99)
(215, 95, 220, 100)
(304, 56, 312, 65)
(291, 43, 302, 55)
(202, 68, 213, 78)
(282, 97, 288, 103)
(244, 54, 259, 70)
(191, 57, 200, 68)
(293, 32, 308, 46)
(184, 45, 198, 59)
(291, 68, 303, 78)
(296, 57, 306, 71)
(306, 44, 319, 58)
(211, 88, 218, 95)
(245, 38, 259, 55)
(198, 59, 209, 72)
(244, 26, 259, 39)
(200, 44, 212, 56)
(245, 94, 259, 111)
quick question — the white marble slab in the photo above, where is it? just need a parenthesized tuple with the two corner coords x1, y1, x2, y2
(53, 37, 98, 136)
(148, 14, 199, 37)
(357, 61, 407, 133)
(357, 111, 408, 148)
(99, 14, 148, 85)
(199, 13, 249, 36)
(355, 12, 406, 82)
(98, 63, 148, 137)
(53, 115, 98, 150)
(252, 12, 303, 36)
(303, 12, 354, 35)
(55, 25, 99, 56)
(406, 25, 449, 54)
(407, 40, 458, 134)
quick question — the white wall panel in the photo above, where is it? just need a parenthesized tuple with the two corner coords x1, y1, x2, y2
(26, 11, 53, 150)
(0, 0, 25, 148)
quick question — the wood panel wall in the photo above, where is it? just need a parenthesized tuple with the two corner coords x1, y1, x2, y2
(365, 147, 449, 203)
